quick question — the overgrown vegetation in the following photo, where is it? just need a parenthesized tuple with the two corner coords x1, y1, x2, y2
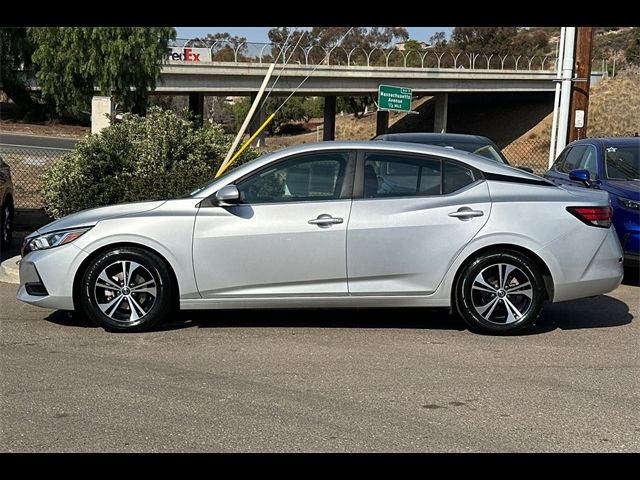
(28, 27, 176, 117)
(40, 107, 258, 218)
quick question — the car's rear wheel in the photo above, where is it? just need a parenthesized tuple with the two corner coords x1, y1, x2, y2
(80, 247, 173, 332)
(455, 250, 545, 334)
(1, 199, 13, 249)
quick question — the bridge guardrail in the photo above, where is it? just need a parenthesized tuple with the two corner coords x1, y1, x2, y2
(168, 39, 617, 73)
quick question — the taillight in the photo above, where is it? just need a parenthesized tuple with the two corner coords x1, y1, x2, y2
(566, 206, 612, 228)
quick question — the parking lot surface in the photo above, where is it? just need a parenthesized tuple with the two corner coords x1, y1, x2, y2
(0, 278, 638, 452)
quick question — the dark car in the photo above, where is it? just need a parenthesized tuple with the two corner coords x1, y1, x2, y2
(372, 132, 534, 173)
(0, 154, 15, 249)
(544, 137, 639, 266)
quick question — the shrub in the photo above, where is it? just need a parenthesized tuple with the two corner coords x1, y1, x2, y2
(41, 107, 259, 218)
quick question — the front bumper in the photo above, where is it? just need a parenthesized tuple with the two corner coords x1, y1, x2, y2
(16, 243, 88, 310)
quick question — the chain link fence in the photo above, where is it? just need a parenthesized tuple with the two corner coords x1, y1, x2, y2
(0, 147, 70, 209)
(502, 138, 551, 175)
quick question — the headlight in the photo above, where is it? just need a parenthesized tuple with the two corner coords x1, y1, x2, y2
(23, 227, 91, 254)
(618, 197, 640, 211)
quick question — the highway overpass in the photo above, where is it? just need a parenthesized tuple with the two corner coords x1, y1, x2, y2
(157, 62, 558, 96)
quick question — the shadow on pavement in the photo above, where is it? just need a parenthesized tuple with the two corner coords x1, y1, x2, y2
(161, 307, 467, 332)
(44, 310, 97, 328)
(527, 294, 633, 334)
(44, 295, 632, 335)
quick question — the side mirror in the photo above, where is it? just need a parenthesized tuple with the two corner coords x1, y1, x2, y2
(516, 166, 534, 174)
(569, 169, 591, 187)
(214, 185, 240, 204)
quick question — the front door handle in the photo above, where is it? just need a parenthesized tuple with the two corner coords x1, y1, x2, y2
(448, 207, 484, 220)
(308, 214, 343, 228)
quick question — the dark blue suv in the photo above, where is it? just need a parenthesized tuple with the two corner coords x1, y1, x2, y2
(544, 137, 639, 267)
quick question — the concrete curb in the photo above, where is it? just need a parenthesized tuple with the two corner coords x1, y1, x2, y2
(0, 255, 20, 284)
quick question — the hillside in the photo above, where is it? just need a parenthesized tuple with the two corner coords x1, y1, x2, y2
(501, 71, 640, 171)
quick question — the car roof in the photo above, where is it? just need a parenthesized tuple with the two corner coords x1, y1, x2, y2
(374, 132, 495, 144)
(570, 137, 640, 147)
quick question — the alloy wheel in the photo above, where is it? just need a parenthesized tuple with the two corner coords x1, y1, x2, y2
(93, 260, 158, 326)
(470, 262, 534, 325)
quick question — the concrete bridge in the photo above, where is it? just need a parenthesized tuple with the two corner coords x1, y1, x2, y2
(157, 61, 563, 141)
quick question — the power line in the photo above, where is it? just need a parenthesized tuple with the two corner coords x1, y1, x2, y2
(272, 27, 355, 117)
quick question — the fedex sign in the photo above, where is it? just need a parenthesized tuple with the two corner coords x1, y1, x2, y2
(168, 47, 212, 63)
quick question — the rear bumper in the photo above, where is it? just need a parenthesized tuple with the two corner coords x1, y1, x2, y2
(542, 227, 624, 303)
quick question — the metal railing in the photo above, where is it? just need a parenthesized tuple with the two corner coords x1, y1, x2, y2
(169, 39, 561, 71)
(169, 39, 618, 73)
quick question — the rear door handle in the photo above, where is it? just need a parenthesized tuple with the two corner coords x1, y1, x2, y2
(448, 208, 484, 220)
(308, 214, 343, 228)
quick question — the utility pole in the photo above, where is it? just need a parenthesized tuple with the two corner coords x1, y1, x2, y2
(555, 27, 576, 158)
(568, 27, 594, 143)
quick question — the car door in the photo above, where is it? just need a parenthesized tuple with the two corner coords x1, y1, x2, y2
(545, 145, 588, 187)
(193, 150, 355, 297)
(346, 150, 491, 295)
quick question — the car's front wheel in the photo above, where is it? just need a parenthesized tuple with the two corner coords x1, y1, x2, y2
(80, 247, 174, 332)
(455, 250, 546, 334)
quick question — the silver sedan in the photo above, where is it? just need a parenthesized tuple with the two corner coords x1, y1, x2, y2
(17, 141, 624, 334)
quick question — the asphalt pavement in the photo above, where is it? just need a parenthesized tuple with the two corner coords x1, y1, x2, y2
(0, 278, 638, 452)
(0, 132, 78, 151)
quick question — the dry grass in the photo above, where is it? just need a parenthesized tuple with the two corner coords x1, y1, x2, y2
(502, 71, 640, 172)
(588, 71, 640, 137)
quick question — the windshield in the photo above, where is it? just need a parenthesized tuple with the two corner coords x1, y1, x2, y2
(471, 145, 508, 164)
(605, 145, 640, 180)
(182, 154, 268, 198)
(414, 140, 508, 164)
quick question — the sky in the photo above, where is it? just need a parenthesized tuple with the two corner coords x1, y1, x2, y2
(175, 27, 452, 44)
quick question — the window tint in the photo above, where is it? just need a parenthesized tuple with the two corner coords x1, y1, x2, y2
(364, 153, 441, 198)
(560, 145, 588, 173)
(237, 152, 348, 204)
(605, 146, 640, 180)
(575, 145, 598, 179)
(443, 161, 476, 194)
(552, 148, 569, 172)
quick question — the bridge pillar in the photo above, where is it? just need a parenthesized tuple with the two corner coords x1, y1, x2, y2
(323, 95, 336, 141)
(434, 93, 449, 133)
(91, 96, 112, 135)
(248, 93, 266, 147)
(189, 92, 204, 127)
(376, 110, 389, 136)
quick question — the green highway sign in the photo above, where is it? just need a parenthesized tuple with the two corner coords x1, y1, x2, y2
(378, 84, 412, 112)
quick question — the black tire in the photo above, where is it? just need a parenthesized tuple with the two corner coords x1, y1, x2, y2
(454, 250, 546, 335)
(80, 247, 173, 332)
(1, 199, 13, 250)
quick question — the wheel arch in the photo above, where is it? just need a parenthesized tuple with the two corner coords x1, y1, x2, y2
(72, 242, 180, 311)
(3, 192, 14, 208)
(451, 243, 554, 304)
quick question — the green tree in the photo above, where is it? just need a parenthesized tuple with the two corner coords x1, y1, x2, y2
(192, 32, 249, 61)
(41, 107, 258, 218)
(403, 39, 424, 51)
(0, 27, 46, 118)
(451, 27, 519, 54)
(337, 96, 373, 119)
(429, 31, 447, 47)
(451, 27, 552, 56)
(27, 27, 176, 117)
